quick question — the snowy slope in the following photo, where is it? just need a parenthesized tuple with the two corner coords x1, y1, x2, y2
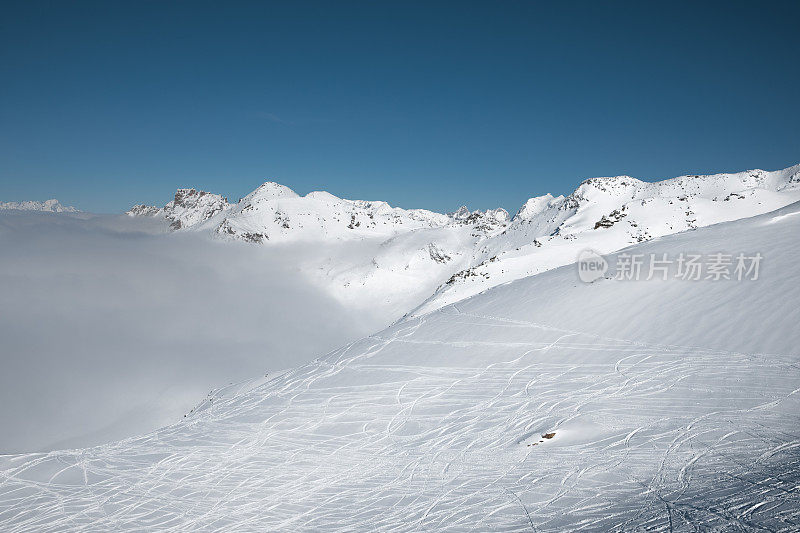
(0, 199, 78, 212)
(414, 163, 800, 314)
(3, 201, 799, 531)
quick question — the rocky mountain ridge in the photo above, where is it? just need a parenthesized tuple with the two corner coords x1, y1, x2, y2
(0, 199, 79, 213)
(127, 164, 800, 316)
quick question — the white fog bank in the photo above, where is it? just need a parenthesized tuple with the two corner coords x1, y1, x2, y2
(0, 211, 388, 453)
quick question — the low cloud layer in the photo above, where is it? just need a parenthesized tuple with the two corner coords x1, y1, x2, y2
(0, 212, 386, 452)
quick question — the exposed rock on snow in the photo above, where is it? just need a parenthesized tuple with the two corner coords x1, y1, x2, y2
(163, 188, 231, 230)
(126, 188, 231, 230)
(427, 242, 452, 264)
(125, 204, 161, 217)
(451, 205, 509, 227)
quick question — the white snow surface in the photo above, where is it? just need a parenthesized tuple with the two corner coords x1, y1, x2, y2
(0, 199, 78, 213)
(2, 200, 799, 531)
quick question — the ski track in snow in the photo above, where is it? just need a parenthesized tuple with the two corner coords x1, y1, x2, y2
(1, 309, 798, 532)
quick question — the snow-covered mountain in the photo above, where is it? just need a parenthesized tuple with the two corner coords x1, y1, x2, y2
(5, 198, 799, 531)
(129, 183, 511, 315)
(0, 199, 78, 212)
(415, 163, 800, 314)
(128, 188, 231, 230)
(128, 164, 800, 317)
(129, 184, 509, 243)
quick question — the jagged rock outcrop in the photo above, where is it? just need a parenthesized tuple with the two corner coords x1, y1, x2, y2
(126, 204, 161, 217)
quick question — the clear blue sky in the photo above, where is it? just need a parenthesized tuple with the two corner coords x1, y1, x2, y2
(1, 1, 798, 214)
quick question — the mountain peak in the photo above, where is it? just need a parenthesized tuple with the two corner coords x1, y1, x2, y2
(571, 175, 642, 202)
(248, 182, 299, 201)
(451, 206, 471, 220)
(514, 194, 559, 221)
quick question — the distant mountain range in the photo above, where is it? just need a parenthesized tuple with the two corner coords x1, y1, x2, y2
(0, 199, 78, 213)
(5, 164, 799, 318)
(127, 164, 800, 316)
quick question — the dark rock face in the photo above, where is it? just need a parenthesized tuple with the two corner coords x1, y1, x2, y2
(427, 243, 451, 264)
(594, 209, 626, 230)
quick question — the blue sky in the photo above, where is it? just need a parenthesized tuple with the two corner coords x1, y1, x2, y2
(1, 1, 798, 214)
